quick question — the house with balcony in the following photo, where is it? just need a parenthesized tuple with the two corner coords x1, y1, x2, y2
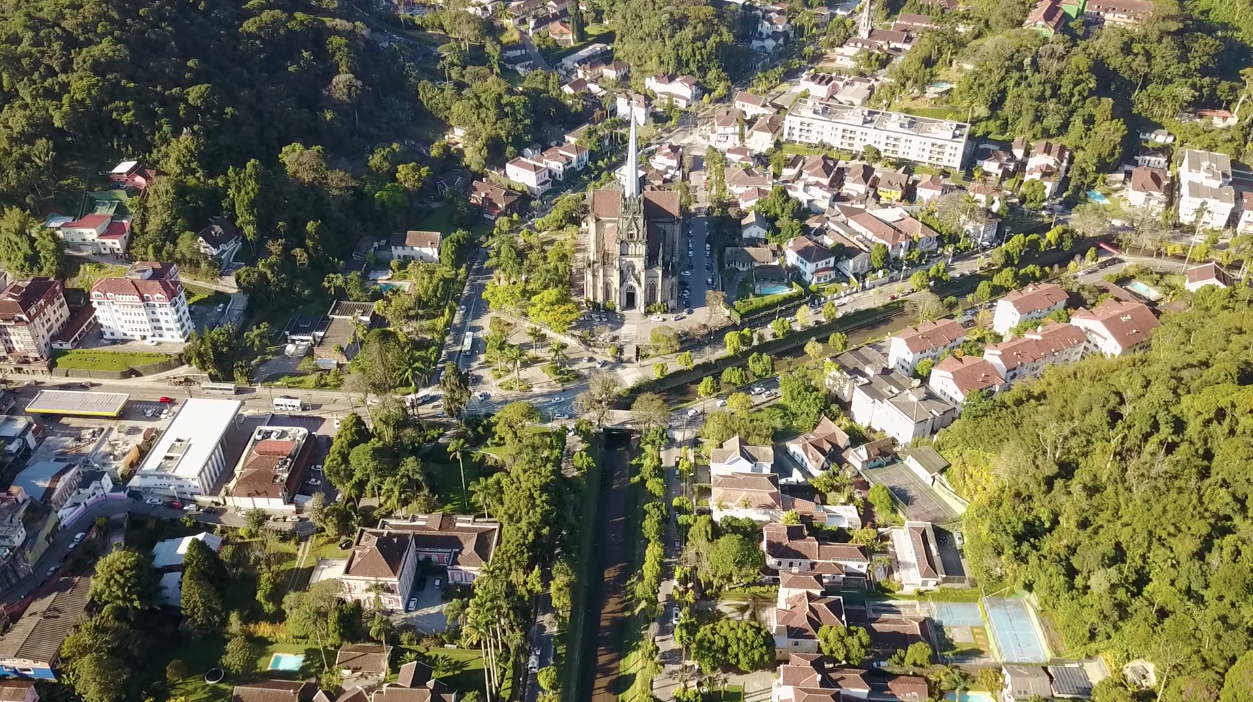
(927, 356, 1003, 406)
(785, 237, 837, 284)
(505, 158, 551, 195)
(992, 283, 1069, 334)
(887, 319, 965, 375)
(1069, 298, 1159, 356)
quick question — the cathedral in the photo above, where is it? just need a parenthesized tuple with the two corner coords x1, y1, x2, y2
(583, 119, 683, 312)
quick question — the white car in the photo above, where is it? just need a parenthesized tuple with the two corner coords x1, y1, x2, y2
(687, 408, 699, 417)
(307, 478, 322, 487)
(650, 315, 664, 322)
(752, 386, 766, 395)
(144, 497, 164, 506)
(681, 270, 691, 277)
(716, 399, 728, 407)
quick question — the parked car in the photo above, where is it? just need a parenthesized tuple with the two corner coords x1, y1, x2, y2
(408, 597, 418, 611)
(307, 478, 322, 487)
(45, 565, 58, 578)
(158, 396, 174, 403)
(72, 532, 86, 544)
(433, 577, 443, 590)
(170, 501, 183, 509)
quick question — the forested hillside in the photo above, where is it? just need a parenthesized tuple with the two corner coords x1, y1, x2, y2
(937, 287, 1253, 692)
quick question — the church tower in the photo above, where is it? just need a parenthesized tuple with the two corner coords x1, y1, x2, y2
(620, 118, 646, 261)
(858, 0, 872, 39)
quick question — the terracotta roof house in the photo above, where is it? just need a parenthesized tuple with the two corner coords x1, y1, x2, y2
(992, 283, 1069, 334)
(341, 515, 500, 611)
(711, 472, 783, 516)
(841, 438, 895, 471)
(388, 231, 441, 263)
(336, 643, 391, 679)
(775, 653, 840, 702)
(1069, 298, 1159, 356)
(762, 523, 870, 579)
(710, 436, 775, 475)
(772, 590, 847, 654)
(1184, 262, 1236, 292)
(1127, 166, 1171, 213)
(785, 416, 850, 475)
(231, 681, 320, 702)
(887, 319, 965, 375)
(928, 355, 1003, 406)
(469, 180, 521, 221)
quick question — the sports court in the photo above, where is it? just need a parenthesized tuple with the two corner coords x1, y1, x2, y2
(931, 602, 984, 627)
(984, 596, 1049, 663)
(861, 461, 960, 524)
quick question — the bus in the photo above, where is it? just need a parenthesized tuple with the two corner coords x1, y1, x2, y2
(273, 396, 306, 412)
(202, 382, 240, 395)
(461, 332, 474, 356)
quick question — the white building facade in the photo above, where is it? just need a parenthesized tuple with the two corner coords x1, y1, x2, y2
(783, 99, 970, 170)
(128, 399, 242, 498)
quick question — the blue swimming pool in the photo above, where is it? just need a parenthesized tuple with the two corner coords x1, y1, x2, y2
(756, 284, 791, 295)
(1126, 280, 1161, 300)
(1086, 191, 1110, 205)
(268, 653, 305, 671)
(946, 692, 997, 702)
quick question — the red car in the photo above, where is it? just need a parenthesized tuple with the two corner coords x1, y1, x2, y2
(158, 397, 174, 403)
(169, 501, 182, 509)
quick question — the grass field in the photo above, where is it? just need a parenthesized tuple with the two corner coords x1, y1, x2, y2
(52, 349, 172, 371)
(64, 261, 127, 291)
(414, 206, 492, 239)
(185, 282, 230, 307)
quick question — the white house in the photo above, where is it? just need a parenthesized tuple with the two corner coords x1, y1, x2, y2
(645, 74, 700, 108)
(505, 157, 551, 195)
(1177, 149, 1236, 229)
(826, 229, 872, 279)
(785, 416, 849, 476)
(734, 92, 776, 120)
(992, 283, 1069, 335)
(1184, 262, 1236, 292)
(128, 399, 242, 498)
(388, 230, 441, 263)
(847, 212, 911, 258)
(928, 355, 1003, 406)
(890, 521, 946, 593)
(784, 237, 837, 284)
(888, 319, 965, 375)
(798, 70, 841, 100)
(746, 115, 784, 153)
(763, 523, 870, 577)
(53, 214, 131, 255)
(1024, 141, 1071, 198)
(616, 92, 648, 126)
(989, 320, 1087, 382)
(1126, 166, 1171, 214)
(1069, 298, 1159, 356)
(915, 174, 947, 204)
(711, 107, 744, 148)
(710, 436, 774, 475)
(195, 219, 243, 260)
(743, 211, 770, 241)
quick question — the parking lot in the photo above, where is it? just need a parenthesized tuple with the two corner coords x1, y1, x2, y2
(391, 568, 450, 633)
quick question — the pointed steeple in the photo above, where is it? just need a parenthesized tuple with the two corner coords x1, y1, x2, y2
(858, 0, 872, 39)
(625, 115, 640, 199)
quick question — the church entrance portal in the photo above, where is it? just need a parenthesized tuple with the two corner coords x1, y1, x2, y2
(624, 287, 637, 310)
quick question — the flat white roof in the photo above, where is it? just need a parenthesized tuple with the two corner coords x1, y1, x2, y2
(133, 398, 241, 481)
(27, 390, 130, 417)
(111, 160, 138, 174)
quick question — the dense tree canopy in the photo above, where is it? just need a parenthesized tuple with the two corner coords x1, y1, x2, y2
(938, 289, 1253, 683)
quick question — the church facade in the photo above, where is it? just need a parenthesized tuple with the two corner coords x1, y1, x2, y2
(583, 120, 683, 311)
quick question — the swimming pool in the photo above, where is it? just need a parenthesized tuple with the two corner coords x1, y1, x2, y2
(945, 692, 996, 702)
(1125, 280, 1161, 301)
(1086, 191, 1110, 205)
(377, 281, 413, 293)
(268, 653, 305, 671)
(756, 284, 791, 295)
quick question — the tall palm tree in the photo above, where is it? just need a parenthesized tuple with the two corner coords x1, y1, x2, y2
(448, 436, 469, 512)
(503, 344, 524, 389)
(549, 341, 569, 367)
(527, 326, 545, 353)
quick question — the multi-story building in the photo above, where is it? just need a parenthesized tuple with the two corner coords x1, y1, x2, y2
(342, 515, 500, 611)
(783, 99, 970, 170)
(0, 577, 92, 680)
(1069, 298, 1159, 356)
(928, 356, 1003, 406)
(1177, 149, 1237, 229)
(785, 237, 837, 284)
(388, 230, 441, 263)
(991, 283, 1069, 334)
(735, 92, 776, 120)
(0, 279, 70, 364)
(1024, 141, 1071, 198)
(223, 424, 315, 513)
(982, 320, 1087, 385)
(887, 319, 965, 375)
(504, 157, 551, 195)
(129, 399, 242, 498)
(645, 74, 701, 108)
(1126, 167, 1171, 213)
(90, 261, 192, 342)
(710, 436, 775, 475)
(53, 214, 131, 255)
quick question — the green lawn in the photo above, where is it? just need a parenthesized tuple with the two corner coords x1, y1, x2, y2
(396, 646, 490, 693)
(51, 349, 173, 372)
(414, 206, 491, 239)
(423, 458, 494, 513)
(64, 261, 127, 291)
(164, 635, 231, 702)
(185, 282, 231, 307)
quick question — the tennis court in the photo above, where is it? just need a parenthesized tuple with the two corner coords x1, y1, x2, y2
(932, 601, 984, 627)
(984, 597, 1049, 663)
(861, 461, 960, 524)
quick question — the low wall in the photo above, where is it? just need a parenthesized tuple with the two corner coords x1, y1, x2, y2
(52, 355, 183, 380)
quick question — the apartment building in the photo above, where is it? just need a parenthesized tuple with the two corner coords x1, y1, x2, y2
(1069, 298, 1159, 356)
(928, 355, 1004, 406)
(991, 283, 1068, 334)
(783, 99, 970, 169)
(90, 261, 193, 342)
(887, 319, 965, 375)
(1177, 149, 1237, 229)
(982, 320, 1087, 386)
(645, 74, 701, 108)
(505, 157, 551, 195)
(0, 279, 70, 364)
